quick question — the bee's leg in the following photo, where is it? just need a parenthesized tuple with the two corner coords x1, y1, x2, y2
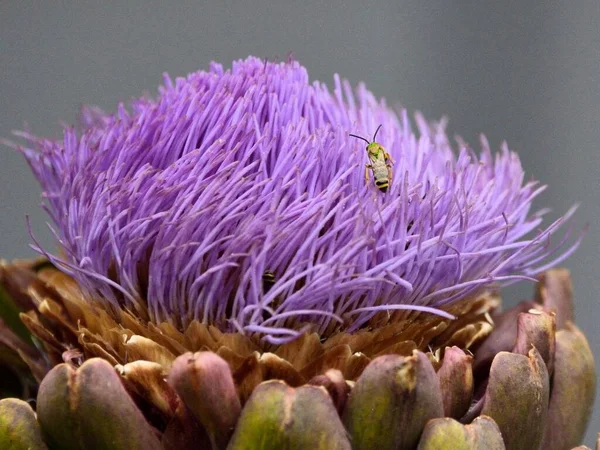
(388, 165, 393, 186)
(365, 164, 372, 183)
(384, 152, 394, 165)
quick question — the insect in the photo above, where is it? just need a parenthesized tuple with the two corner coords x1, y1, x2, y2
(349, 124, 393, 192)
(262, 270, 276, 293)
(405, 219, 414, 250)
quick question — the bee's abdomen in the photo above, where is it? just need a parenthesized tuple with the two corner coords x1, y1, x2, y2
(375, 179, 389, 192)
(262, 271, 276, 293)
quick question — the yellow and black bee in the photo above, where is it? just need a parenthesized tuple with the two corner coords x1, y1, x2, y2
(350, 125, 393, 192)
(262, 270, 276, 293)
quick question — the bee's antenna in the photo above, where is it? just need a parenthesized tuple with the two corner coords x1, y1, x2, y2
(372, 124, 382, 142)
(349, 133, 371, 145)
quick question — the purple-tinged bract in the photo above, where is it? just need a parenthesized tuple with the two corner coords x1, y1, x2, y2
(18, 56, 579, 343)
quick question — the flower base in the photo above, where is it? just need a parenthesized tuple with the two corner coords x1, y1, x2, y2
(0, 260, 596, 449)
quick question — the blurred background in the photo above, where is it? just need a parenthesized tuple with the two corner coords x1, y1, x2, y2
(1, 1, 598, 443)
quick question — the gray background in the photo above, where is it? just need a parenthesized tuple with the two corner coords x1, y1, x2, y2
(1, 1, 598, 444)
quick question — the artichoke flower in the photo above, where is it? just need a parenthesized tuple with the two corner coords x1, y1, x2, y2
(0, 56, 596, 449)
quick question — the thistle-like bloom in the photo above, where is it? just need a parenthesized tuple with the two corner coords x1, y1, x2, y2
(1, 56, 595, 449)
(18, 56, 578, 343)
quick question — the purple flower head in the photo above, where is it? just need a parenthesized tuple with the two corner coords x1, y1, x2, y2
(17, 56, 580, 344)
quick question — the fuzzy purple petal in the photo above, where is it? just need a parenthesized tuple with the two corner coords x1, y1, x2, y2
(16, 56, 579, 342)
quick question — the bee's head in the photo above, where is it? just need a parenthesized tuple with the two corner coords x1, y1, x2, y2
(367, 142, 384, 157)
(349, 124, 383, 155)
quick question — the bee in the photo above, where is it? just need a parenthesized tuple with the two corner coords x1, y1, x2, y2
(349, 124, 393, 192)
(262, 270, 276, 293)
(405, 219, 414, 250)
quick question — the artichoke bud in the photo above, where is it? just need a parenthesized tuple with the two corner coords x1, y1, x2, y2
(481, 348, 549, 450)
(36, 358, 162, 450)
(343, 351, 444, 450)
(541, 324, 596, 449)
(436, 346, 474, 419)
(417, 416, 505, 450)
(228, 380, 351, 450)
(0, 55, 596, 449)
(167, 351, 241, 450)
(512, 309, 556, 376)
(0, 398, 47, 450)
